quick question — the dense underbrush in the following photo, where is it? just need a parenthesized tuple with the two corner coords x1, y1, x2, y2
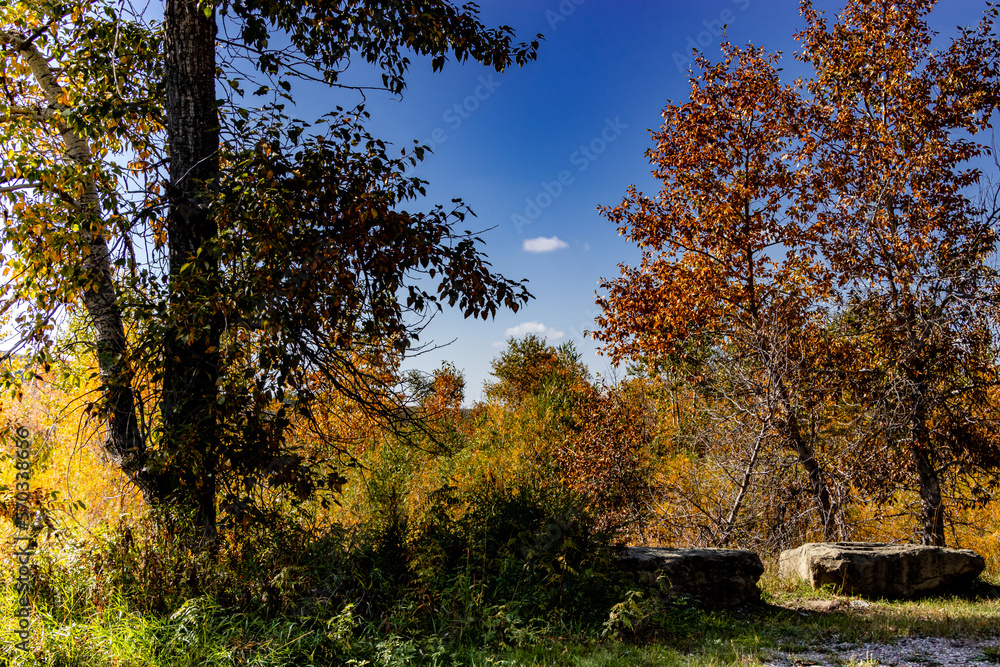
(0, 477, 640, 665)
(2, 336, 999, 665)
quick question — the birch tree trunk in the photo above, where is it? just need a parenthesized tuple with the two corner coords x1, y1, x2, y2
(0, 29, 158, 502)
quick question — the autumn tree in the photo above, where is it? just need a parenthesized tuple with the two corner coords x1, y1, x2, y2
(798, 0, 1000, 545)
(553, 378, 654, 540)
(593, 43, 841, 539)
(481, 335, 593, 480)
(481, 335, 652, 538)
(0, 0, 164, 500)
(1, 0, 539, 536)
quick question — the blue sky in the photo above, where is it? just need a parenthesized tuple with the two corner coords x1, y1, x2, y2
(295, 0, 990, 402)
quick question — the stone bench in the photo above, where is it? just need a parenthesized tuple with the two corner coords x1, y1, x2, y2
(618, 547, 764, 607)
(779, 542, 985, 599)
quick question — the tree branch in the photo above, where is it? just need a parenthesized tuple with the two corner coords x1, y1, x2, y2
(0, 105, 58, 122)
(0, 182, 41, 195)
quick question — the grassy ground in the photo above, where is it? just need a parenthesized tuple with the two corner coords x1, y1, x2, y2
(487, 574, 1000, 666)
(3, 572, 998, 666)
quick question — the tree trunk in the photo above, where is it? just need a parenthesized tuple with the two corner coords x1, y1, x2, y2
(911, 444, 945, 546)
(718, 430, 765, 546)
(2, 29, 158, 501)
(162, 0, 222, 539)
(774, 373, 835, 540)
(904, 325, 945, 546)
(908, 390, 945, 546)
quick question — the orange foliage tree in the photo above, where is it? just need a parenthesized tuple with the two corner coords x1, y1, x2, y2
(553, 380, 653, 540)
(798, 0, 1000, 545)
(597, 1, 1000, 547)
(593, 43, 840, 539)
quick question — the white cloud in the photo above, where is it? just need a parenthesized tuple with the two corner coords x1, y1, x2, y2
(503, 321, 565, 340)
(523, 236, 569, 253)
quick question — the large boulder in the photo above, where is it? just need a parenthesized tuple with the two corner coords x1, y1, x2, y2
(779, 542, 985, 599)
(619, 547, 764, 607)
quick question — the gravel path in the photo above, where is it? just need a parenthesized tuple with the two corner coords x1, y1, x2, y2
(755, 595, 1000, 666)
(763, 635, 1000, 665)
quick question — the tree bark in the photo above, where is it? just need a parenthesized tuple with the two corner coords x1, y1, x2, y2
(1, 29, 158, 501)
(902, 302, 946, 546)
(911, 444, 945, 546)
(774, 372, 835, 540)
(907, 376, 945, 546)
(162, 0, 222, 538)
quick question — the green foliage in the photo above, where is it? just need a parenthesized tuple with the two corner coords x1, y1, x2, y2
(485, 334, 590, 407)
(1, 0, 540, 531)
(415, 481, 618, 613)
(601, 588, 711, 644)
(336, 451, 624, 637)
(0, 473, 628, 663)
(220, 0, 542, 94)
(0, 589, 361, 666)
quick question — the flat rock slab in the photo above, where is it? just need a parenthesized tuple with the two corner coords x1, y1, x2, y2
(619, 547, 764, 607)
(779, 542, 985, 599)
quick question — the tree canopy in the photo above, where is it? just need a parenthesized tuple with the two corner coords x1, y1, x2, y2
(595, 0, 1000, 545)
(1, 0, 540, 534)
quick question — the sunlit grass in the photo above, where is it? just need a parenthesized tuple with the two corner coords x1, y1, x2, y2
(2, 555, 998, 667)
